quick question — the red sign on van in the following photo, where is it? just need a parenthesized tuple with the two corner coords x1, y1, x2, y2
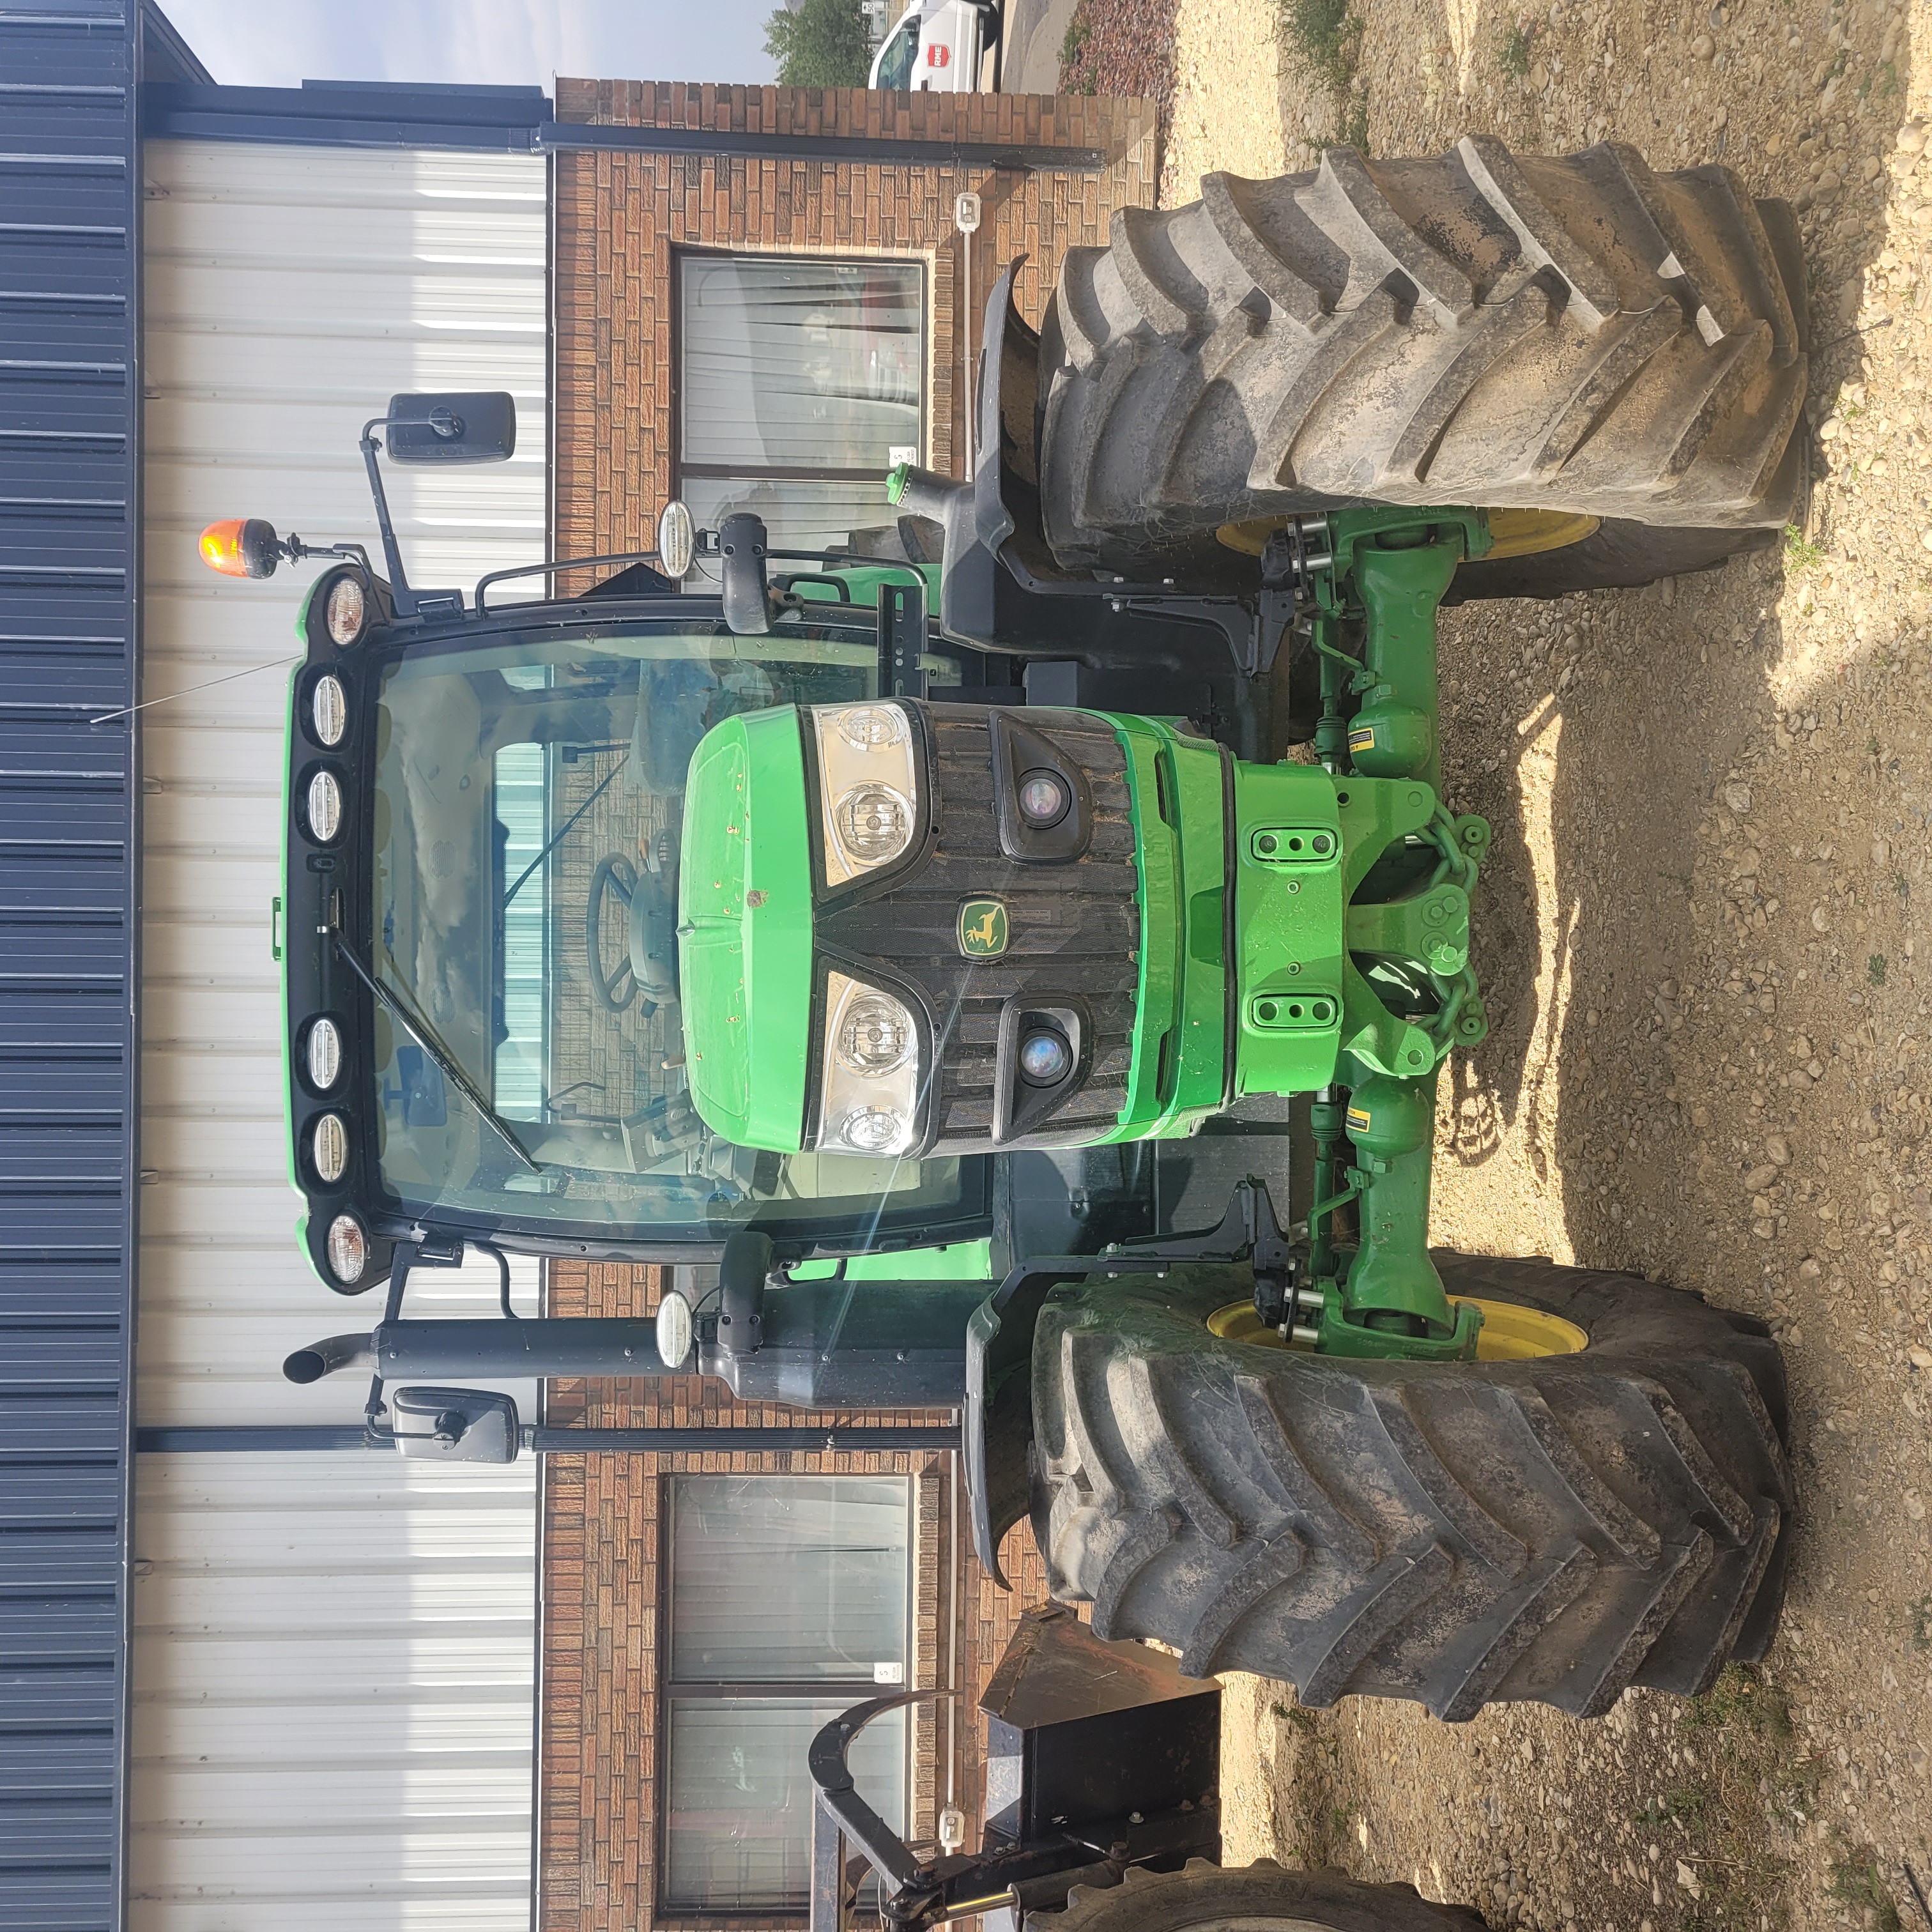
(926, 43, 950, 65)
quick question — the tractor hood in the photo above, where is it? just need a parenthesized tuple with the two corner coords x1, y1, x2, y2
(677, 707, 815, 1148)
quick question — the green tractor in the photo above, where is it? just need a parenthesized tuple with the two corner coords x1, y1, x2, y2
(250, 142, 1802, 1932)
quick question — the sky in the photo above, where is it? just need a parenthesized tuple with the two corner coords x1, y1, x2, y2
(160, 0, 780, 90)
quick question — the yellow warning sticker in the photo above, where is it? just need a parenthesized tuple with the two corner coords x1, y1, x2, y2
(1347, 726, 1376, 752)
(1346, 1106, 1372, 1132)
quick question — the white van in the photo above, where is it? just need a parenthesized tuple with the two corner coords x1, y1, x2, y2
(869, 0, 1000, 91)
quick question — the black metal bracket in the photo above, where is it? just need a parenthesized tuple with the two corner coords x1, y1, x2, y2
(355, 411, 468, 620)
(880, 579, 929, 698)
(809, 1611, 1221, 1932)
(474, 546, 666, 611)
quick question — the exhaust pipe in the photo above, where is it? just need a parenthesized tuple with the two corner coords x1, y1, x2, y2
(283, 1318, 677, 1384)
(282, 1331, 377, 1384)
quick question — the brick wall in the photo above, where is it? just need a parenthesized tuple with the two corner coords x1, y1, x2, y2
(538, 1263, 1046, 1932)
(541, 84, 1153, 1932)
(551, 79, 1159, 576)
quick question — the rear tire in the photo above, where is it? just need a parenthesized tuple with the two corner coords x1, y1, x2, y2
(1030, 1254, 1792, 1720)
(1029, 1859, 1488, 1932)
(1039, 139, 1807, 578)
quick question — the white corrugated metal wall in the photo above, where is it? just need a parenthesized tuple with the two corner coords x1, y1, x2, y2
(134, 140, 549, 1932)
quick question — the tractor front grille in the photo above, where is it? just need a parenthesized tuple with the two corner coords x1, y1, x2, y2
(816, 705, 1142, 1152)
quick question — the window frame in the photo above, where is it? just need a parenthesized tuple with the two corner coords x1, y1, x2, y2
(654, 1471, 917, 1922)
(672, 247, 930, 503)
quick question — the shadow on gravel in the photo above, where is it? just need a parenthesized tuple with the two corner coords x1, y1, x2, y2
(1419, 15, 1915, 1252)
(1545, 561, 1794, 1276)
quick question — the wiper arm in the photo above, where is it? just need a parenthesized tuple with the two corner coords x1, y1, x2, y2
(503, 752, 627, 913)
(330, 931, 544, 1175)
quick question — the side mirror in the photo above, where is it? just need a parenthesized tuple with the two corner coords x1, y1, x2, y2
(390, 1386, 521, 1462)
(717, 510, 774, 635)
(385, 391, 517, 465)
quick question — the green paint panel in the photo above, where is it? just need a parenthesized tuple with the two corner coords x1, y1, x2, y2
(279, 659, 302, 1208)
(1333, 778, 1442, 1078)
(1347, 540, 1461, 793)
(1094, 716, 1226, 1141)
(677, 707, 816, 1150)
(791, 562, 940, 608)
(1232, 760, 1344, 1096)
(1346, 882, 1471, 978)
(789, 1238, 995, 1282)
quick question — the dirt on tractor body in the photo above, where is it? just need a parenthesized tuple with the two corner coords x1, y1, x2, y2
(1088, 0, 1932, 1924)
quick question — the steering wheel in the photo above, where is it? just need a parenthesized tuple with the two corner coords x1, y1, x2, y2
(586, 852, 682, 1013)
(586, 855, 639, 1011)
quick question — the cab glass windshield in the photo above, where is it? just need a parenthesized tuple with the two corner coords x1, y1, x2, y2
(367, 612, 972, 1237)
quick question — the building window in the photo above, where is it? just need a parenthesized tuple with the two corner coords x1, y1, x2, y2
(677, 254, 925, 556)
(662, 1474, 912, 1912)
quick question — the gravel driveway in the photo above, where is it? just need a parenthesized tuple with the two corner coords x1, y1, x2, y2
(1137, 1, 1932, 1924)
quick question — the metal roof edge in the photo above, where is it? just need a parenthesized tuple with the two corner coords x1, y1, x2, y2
(141, 0, 211, 86)
(141, 79, 554, 147)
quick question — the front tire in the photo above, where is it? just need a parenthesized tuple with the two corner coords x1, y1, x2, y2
(1030, 1254, 1791, 1720)
(1039, 139, 1807, 580)
(1030, 1860, 1487, 1932)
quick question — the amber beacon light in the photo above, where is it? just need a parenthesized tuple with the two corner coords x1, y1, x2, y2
(199, 518, 288, 579)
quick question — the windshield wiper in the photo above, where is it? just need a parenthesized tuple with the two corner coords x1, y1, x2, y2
(330, 931, 544, 1175)
(503, 752, 627, 913)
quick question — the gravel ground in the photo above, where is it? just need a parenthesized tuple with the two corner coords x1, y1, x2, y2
(1137, 1, 1932, 1926)
(1056, 0, 1179, 117)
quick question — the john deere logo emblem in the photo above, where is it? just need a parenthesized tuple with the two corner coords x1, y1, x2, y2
(958, 899, 1008, 959)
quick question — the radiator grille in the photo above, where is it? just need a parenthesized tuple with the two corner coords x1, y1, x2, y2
(816, 707, 1143, 1151)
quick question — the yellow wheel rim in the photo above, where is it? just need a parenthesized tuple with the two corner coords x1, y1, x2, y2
(1207, 1296, 1588, 1360)
(1214, 508, 1600, 562)
(1208, 1301, 1305, 1347)
(1215, 518, 1288, 558)
(1463, 1297, 1590, 1358)
(1481, 508, 1600, 560)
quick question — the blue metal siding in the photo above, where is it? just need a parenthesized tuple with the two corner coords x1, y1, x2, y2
(0, 4, 141, 1929)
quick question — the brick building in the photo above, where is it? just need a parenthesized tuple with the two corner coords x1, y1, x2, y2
(539, 80, 1158, 1932)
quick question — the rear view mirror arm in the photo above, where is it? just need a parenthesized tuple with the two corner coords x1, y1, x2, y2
(360, 417, 418, 617)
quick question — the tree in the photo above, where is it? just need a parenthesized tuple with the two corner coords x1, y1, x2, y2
(765, 0, 872, 86)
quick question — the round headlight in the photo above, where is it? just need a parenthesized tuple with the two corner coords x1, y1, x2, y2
(832, 783, 912, 864)
(834, 1105, 912, 1155)
(305, 769, 342, 842)
(305, 1016, 341, 1090)
(834, 704, 908, 752)
(324, 576, 367, 647)
(325, 1212, 368, 1283)
(1018, 770, 1070, 827)
(310, 1112, 348, 1184)
(1018, 1028, 1073, 1086)
(835, 990, 914, 1076)
(310, 673, 346, 746)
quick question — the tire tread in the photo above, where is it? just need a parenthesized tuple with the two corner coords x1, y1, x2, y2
(1040, 140, 1808, 574)
(1030, 1253, 1793, 1719)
